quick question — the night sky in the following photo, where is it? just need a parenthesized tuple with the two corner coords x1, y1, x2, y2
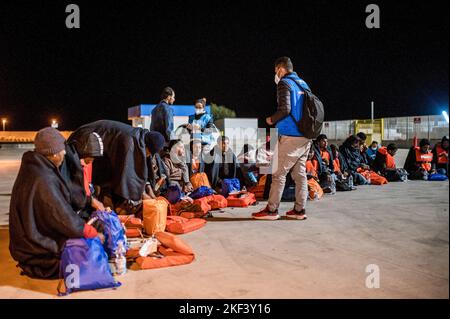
(0, 0, 448, 131)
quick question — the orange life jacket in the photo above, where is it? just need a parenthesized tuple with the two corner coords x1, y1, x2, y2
(320, 149, 331, 163)
(415, 147, 433, 171)
(378, 147, 396, 169)
(333, 158, 342, 174)
(306, 160, 318, 178)
(436, 144, 449, 165)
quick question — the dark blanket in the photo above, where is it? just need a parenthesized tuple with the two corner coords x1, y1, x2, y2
(9, 151, 85, 279)
(60, 143, 89, 212)
(68, 120, 149, 202)
(312, 143, 335, 175)
(339, 142, 365, 173)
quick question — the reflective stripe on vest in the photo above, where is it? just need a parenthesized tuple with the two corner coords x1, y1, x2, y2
(415, 147, 433, 171)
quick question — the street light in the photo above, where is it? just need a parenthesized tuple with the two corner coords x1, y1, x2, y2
(51, 119, 59, 129)
(2, 118, 6, 131)
(443, 111, 449, 124)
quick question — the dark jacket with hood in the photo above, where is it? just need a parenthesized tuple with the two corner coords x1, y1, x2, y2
(339, 137, 366, 173)
(68, 120, 149, 203)
(9, 151, 85, 279)
(312, 142, 335, 176)
(60, 133, 104, 212)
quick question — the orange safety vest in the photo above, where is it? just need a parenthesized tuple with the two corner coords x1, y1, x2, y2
(306, 160, 318, 178)
(320, 149, 331, 163)
(436, 144, 449, 165)
(333, 158, 342, 174)
(415, 147, 433, 171)
(378, 147, 396, 169)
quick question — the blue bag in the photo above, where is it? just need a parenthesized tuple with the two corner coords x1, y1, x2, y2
(428, 174, 448, 181)
(190, 186, 215, 199)
(221, 178, 241, 197)
(91, 210, 127, 257)
(58, 238, 121, 296)
(166, 184, 184, 204)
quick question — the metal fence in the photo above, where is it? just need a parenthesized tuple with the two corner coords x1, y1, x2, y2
(323, 115, 449, 143)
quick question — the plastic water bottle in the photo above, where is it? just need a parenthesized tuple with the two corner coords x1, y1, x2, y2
(248, 172, 258, 184)
(114, 241, 127, 276)
(348, 175, 354, 189)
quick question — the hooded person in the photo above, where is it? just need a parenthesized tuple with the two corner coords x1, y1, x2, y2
(9, 127, 98, 279)
(339, 135, 371, 185)
(144, 131, 170, 199)
(67, 120, 166, 208)
(61, 131, 105, 218)
(432, 136, 449, 176)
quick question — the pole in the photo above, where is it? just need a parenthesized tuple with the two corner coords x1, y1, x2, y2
(371, 101, 374, 122)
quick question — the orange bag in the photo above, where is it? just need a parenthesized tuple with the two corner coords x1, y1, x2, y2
(190, 172, 211, 189)
(192, 197, 212, 217)
(126, 228, 143, 238)
(143, 197, 169, 235)
(166, 216, 206, 234)
(307, 178, 324, 200)
(118, 215, 143, 229)
(207, 194, 228, 210)
(135, 232, 195, 269)
(357, 168, 388, 185)
(226, 192, 257, 207)
(248, 175, 266, 200)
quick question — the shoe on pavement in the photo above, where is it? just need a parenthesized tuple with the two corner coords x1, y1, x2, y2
(252, 206, 280, 220)
(285, 208, 307, 220)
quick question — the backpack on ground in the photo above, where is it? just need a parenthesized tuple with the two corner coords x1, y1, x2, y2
(166, 184, 184, 204)
(221, 178, 241, 197)
(190, 186, 215, 199)
(428, 173, 448, 181)
(58, 238, 120, 296)
(90, 211, 127, 257)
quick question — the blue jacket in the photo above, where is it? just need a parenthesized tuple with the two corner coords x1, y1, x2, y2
(273, 72, 310, 137)
(188, 112, 214, 145)
(150, 101, 174, 142)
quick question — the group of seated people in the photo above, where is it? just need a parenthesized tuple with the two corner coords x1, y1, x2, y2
(8, 117, 449, 279)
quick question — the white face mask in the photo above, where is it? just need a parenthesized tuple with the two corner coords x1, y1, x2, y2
(274, 74, 281, 85)
(195, 109, 205, 115)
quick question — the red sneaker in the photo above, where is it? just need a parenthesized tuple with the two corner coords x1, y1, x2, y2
(252, 206, 280, 220)
(285, 209, 307, 220)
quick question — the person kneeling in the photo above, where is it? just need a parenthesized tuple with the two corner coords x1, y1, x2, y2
(9, 128, 100, 279)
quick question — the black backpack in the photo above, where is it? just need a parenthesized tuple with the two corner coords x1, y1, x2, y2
(287, 80, 325, 139)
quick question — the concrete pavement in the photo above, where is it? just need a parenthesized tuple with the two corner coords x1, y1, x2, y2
(0, 147, 448, 298)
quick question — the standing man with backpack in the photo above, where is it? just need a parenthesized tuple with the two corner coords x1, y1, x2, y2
(252, 56, 324, 220)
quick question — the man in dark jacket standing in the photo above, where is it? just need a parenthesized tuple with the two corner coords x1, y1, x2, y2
(252, 57, 312, 221)
(150, 87, 176, 143)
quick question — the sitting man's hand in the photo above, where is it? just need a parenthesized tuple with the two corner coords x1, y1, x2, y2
(183, 183, 194, 193)
(91, 198, 105, 211)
